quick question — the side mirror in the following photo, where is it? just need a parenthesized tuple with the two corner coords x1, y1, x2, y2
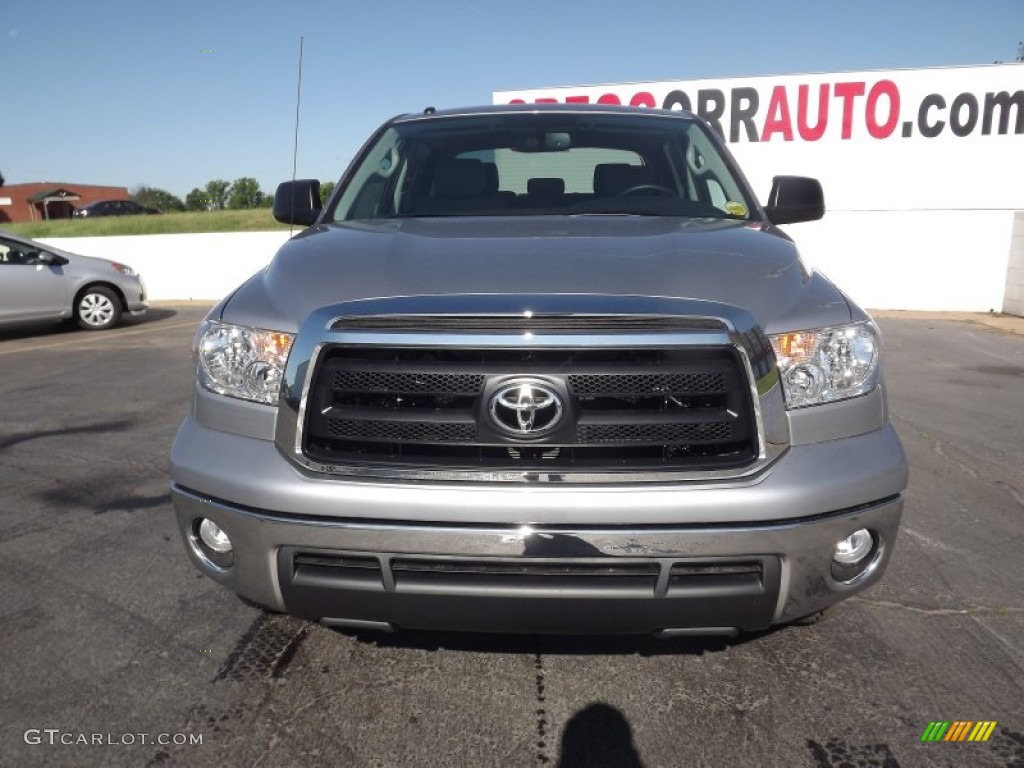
(273, 180, 322, 226)
(764, 176, 824, 225)
(38, 251, 69, 267)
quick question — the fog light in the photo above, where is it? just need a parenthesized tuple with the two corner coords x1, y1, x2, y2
(198, 518, 233, 554)
(833, 529, 872, 564)
(831, 528, 878, 584)
(190, 517, 235, 570)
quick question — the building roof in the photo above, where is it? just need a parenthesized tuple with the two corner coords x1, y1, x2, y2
(27, 187, 80, 202)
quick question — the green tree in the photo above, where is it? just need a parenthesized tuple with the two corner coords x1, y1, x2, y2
(228, 177, 264, 209)
(320, 180, 335, 201)
(132, 186, 185, 212)
(185, 187, 209, 211)
(204, 179, 230, 210)
(0, 170, 5, 187)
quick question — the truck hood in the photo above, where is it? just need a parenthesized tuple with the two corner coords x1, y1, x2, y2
(222, 216, 852, 334)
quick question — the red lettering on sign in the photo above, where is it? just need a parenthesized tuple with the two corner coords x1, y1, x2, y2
(866, 80, 900, 139)
(509, 99, 525, 105)
(630, 92, 656, 108)
(597, 93, 622, 105)
(535, 98, 558, 104)
(761, 86, 794, 142)
(797, 84, 829, 141)
(834, 82, 866, 139)
(566, 95, 590, 104)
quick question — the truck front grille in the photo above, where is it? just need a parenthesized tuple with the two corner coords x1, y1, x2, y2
(302, 344, 758, 476)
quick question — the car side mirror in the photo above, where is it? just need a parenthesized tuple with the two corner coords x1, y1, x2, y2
(38, 251, 70, 266)
(273, 180, 322, 226)
(764, 176, 824, 225)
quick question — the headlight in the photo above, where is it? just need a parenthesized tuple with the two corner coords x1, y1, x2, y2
(195, 321, 295, 404)
(110, 262, 136, 276)
(769, 322, 880, 408)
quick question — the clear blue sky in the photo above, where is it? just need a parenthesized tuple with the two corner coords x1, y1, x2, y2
(1, 0, 1021, 199)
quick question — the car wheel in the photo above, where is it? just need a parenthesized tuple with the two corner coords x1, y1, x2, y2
(75, 286, 122, 330)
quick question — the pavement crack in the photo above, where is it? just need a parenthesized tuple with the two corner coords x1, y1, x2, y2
(534, 643, 550, 766)
(929, 435, 978, 478)
(995, 480, 1024, 509)
(852, 597, 1024, 617)
(901, 527, 964, 554)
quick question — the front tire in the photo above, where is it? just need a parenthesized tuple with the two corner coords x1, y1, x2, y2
(75, 286, 122, 330)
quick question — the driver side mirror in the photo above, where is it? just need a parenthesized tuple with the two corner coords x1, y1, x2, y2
(764, 176, 824, 225)
(273, 180, 322, 226)
(38, 251, 70, 267)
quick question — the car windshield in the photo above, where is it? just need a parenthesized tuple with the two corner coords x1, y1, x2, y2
(329, 112, 756, 221)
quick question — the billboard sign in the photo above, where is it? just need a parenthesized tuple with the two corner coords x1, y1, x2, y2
(495, 65, 1024, 212)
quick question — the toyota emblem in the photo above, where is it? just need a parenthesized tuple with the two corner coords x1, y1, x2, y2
(489, 380, 563, 436)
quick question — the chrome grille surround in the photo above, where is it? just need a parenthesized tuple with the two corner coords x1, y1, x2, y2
(273, 295, 789, 483)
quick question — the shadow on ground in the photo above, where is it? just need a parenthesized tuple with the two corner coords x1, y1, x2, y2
(0, 307, 178, 341)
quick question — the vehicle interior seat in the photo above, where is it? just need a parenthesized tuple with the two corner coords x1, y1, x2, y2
(593, 163, 656, 197)
(417, 158, 511, 214)
(481, 162, 517, 206)
(520, 177, 566, 208)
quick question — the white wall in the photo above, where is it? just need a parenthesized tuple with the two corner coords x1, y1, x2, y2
(35, 216, 1017, 312)
(38, 231, 292, 302)
(789, 209, 1016, 312)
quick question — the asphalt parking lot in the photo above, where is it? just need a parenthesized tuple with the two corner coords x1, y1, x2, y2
(1, 307, 1022, 768)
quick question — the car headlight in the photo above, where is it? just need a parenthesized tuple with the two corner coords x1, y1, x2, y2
(111, 262, 136, 276)
(195, 322, 295, 405)
(769, 322, 880, 408)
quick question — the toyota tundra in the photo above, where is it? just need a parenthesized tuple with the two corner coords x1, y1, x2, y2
(170, 104, 908, 636)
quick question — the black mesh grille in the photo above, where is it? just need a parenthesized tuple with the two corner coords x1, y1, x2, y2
(569, 373, 726, 396)
(577, 421, 733, 444)
(325, 419, 476, 443)
(332, 371, 484, 395)
(303, 340, 758, 475)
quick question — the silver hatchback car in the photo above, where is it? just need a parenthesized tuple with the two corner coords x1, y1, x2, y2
(0, 230, 147, 331)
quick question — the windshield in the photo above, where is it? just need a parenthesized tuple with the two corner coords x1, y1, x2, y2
(329, 112, 756, 221)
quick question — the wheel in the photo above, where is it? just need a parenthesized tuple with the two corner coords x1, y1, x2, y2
(75, 285, 122, 330)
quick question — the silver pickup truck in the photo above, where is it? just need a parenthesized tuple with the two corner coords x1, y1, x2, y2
(170, 104, 908, 637)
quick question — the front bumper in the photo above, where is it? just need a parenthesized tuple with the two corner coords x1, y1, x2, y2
(126, 276, 148, 314)
(171, 419, 906, 635)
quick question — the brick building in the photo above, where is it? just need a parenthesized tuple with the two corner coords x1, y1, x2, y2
(0, 182, 131, 223)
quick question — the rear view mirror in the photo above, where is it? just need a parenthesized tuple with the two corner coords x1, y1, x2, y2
(273, 180, 322, 226)
(765, 176, 824, 225)
(511, 132, 572, 153)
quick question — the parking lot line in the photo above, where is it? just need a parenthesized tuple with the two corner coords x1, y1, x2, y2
(0, 319, 199, 356)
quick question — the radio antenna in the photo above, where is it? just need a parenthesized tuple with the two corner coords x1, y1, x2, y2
(289, 35, 305, 236)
